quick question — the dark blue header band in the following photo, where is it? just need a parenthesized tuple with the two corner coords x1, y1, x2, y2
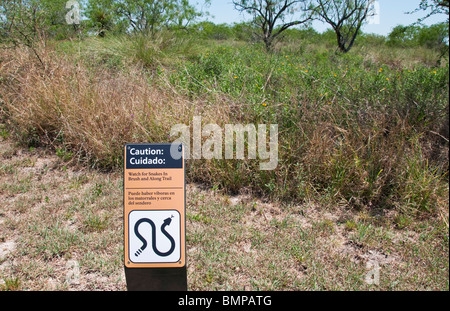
(125, 144, 183, 169)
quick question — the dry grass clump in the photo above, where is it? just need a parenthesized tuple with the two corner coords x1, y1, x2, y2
(0, 46, 229, 169)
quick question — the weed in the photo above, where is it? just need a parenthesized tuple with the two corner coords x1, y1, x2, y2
(0, 32, 448, 218)
(1, 277, 21, 291)
(0, 126, 9, 139)
(82, 213, 109, 232)
(92, 183, 103, 197)
(56, 148, 73, 162)
(345, 220, 358, 231)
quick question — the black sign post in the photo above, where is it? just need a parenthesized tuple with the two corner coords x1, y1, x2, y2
(123, 143, 187, 291)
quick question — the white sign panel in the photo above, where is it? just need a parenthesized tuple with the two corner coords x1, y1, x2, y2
(128, 210, 181, 264)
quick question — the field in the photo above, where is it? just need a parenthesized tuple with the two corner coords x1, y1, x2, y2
(0, 30, 449, 290)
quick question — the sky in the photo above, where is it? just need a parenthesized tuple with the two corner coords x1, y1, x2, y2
(197, 0, 449, 36)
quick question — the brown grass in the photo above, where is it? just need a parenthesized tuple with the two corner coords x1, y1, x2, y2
(0, 33, 448, 291)
(1, 41, 448, 220)
(0, 45, 230, 169)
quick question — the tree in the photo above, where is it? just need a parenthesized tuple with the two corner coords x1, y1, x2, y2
(314, 0, 375, 53)
(232, 0, 316, 51)
(86, 0, 125, 36)
(407, 0, 449, 64)
(1, 0, 83, 43)
(416, 22, 449, 49)
(0, 0, 49, 65)
(1, 0, 44, 41)
(409, 0, 449, 24)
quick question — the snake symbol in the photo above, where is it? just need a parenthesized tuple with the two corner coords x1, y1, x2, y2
(134, 216, 176, 257)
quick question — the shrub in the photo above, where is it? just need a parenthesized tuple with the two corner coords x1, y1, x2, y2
(1, 34, 448, 216)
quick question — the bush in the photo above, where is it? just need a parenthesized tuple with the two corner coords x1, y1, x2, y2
(0, 46, 228, 169)
(1, 33, 448, 216)
(387, 23, 449, 51)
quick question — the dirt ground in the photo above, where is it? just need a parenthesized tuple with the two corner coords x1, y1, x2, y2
(0, 138, 448, 291)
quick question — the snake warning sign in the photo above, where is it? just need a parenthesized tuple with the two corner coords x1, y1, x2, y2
(124, 143, 185, 269)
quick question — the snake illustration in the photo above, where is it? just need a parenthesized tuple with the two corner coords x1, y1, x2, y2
(134, 216, 176, 257)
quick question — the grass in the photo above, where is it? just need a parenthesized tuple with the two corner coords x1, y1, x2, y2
(0, 140, 125, 290)
(0, 139, 448, 290)
(186, 185, 448, 291)
(1, 36, 448, 209)
(0, 31, 448, 290)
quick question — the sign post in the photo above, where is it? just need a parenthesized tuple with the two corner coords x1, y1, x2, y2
(123, 143, 187, 291)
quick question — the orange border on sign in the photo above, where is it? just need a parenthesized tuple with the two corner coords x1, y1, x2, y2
(123, 144, 186, 269)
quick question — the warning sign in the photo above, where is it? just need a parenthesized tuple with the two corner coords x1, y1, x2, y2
(124, 144, 185, 268)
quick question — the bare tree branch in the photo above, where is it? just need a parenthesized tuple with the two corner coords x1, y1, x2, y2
(233, 0, 316, 51)
(314, 0, 374, 53)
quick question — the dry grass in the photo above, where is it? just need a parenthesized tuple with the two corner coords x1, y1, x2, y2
(1, 139, 447, 291)
(0, 45, 230, 169)
(0, 139, 125, 290)
(1, 41, 448, 214)
(0, 39, 448, 291)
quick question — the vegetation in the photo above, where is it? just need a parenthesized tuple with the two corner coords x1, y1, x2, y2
(0, 138, 447, 290)
(0, 0, 448, 291)
(2, 27, 448, 213)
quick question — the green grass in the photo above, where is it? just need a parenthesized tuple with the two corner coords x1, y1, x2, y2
(186, 186, 448, 291)
(2, 33, 448, 216)
(0, 138, 448, 290)
(0, 23, 448, 291)
(171, 40, 448, 213)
